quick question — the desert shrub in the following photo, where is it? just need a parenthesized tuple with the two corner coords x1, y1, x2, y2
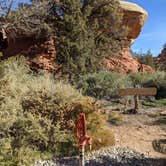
(76, 71, 132, 99)
(0, 110, 66, 166)
(0, 57, 114, 165)
(75, 71, 166, 100)
(128, 71, 166, 99)
(141, 71, 166, 99)
(0, 57, 68, 165)
(108, 112, 123, 125)
(142, 99, 166, 108)
(89, 127, 115, 150)
(128, 72, 154, 87)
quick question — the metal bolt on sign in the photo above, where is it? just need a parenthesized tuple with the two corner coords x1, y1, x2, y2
(75, 113, 92, 166)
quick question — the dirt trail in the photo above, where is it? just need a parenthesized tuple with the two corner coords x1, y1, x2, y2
(109, 108, 166, 158)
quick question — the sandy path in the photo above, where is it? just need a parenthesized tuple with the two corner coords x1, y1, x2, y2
(110, 109, 166, 158)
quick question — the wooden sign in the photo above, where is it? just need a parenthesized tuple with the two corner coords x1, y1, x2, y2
(117, 87, 157, 114)
(118, 88, 157, 96)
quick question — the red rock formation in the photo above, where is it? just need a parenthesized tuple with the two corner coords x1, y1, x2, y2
(0, 1, 153, 73)
(105, 1, 153, 73)
(120, 1, 148, 39)
(27, 37, 58, 72)
(0, 33, 60, 72)
(104, 47, 153, 73)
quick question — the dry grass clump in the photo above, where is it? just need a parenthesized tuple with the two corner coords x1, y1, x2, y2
(108, 112, 123, 125)
(89, 128, 115, 150)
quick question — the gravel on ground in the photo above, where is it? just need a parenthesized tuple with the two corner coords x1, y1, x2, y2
(33, 146, 166, 166)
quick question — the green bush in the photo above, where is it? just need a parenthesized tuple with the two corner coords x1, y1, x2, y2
(141, 71, 166, 99)
(142, 99, 166, 108)
(90, 128, 115, 150)
(0, 57, 114, 165)
(128, 72, 154, 87)
(128, 71, 166, 99)
(75, 70, 166, 100)
(0, 57, 69, 165)
(0, 110, 66, 166)
(76, 71, 132, 99)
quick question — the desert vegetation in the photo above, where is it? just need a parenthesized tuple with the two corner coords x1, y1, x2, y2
(0, 56, 165, 165)
(0, 0, 165, 166)
(0, 56, 115, 165)
(132, 50, 155, 68)
(75, 70, 166, 99)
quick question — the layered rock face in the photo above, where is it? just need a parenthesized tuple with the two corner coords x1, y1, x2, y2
(104, 48, 153, 73)
(105, 1, 153, 73)
(27, 37, 59, 72)
(0, 1, 153, 73)
(155, 47, 166, 70)
(0, 33, 58, 72)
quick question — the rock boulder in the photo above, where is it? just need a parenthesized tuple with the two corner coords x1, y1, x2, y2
(105, 1, 153, 73)
(120, 1, 148, 39)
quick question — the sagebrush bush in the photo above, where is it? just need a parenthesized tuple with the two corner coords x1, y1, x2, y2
(0, 110, 66, 166)
(0, 57, 114, 165)
(128, 72, 154, 87)
(141, 71, 166, 99)
(75, 71, 132, 99)
(0, 57, 69, 165)
(128, 71, 166, 98)
(75, 71, 166, 100)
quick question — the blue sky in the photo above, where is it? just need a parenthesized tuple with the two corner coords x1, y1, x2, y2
(123, 0, 166, 56)
(13, 0, 166, 56)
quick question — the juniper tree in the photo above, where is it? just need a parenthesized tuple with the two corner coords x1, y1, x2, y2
(133, 50, 155, 68)
(51, 0, 127, 75)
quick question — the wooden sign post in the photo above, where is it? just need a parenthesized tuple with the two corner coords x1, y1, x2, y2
(118, 88, 157, 113)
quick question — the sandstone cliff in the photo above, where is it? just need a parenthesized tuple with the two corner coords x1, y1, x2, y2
(105, 1, 153, 73)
